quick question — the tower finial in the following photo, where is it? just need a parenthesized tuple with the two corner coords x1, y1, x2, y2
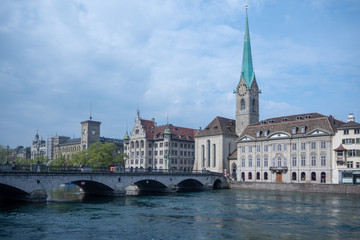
(89, 103, 92, 120)
(245, 0, 248, 9)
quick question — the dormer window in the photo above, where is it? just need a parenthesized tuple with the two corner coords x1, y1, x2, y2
(268, 120, 274, 123)
(292, 127, 297, 134)
(305, 115, 312, 119)
(300, 126, 306, 133)
(282, 118, 288, 122)
(264, 130, 269, 136)
(256, 130, 261, 137)
(296, 116, 304, 120)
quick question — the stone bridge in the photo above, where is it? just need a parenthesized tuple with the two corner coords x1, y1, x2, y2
(0, 171, 229, 202)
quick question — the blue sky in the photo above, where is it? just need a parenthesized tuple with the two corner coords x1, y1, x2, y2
(1, 0, 359, 148)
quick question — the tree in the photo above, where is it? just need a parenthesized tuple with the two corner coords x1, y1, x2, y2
(70, 142, 121, 168)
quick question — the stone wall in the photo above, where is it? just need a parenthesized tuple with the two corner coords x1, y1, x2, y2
(230, 181, 360, 195)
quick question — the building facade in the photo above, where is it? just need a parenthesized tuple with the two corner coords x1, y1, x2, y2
(124, 111, 197, 171)
(333, 113, 360, 184)
(52, 119, 123, 162)
(30, 131, 47, 159)
(236, 113, 343, 183)
(194, 117, 237, 175)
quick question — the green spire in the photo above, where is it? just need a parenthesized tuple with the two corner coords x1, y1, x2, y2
(124, 131, 130, 140)
(241, 7, 255, 88)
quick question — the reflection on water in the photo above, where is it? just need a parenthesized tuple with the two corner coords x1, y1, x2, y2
(48, 183, 85, 202)
(0, 189, 359, 240)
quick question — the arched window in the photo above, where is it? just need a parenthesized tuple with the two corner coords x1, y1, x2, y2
(321, 172, 326, 183)
(278, 144, 282, 151)
(278, 157, 282, 167)
(140, 140, 144, 148)
(232, 163, 237, 179)
(252, 99, 256, 112)
(207, 140, 211, 168)
(135, 141, 139, 148)
(213, 144, 216, 167)
(264, 172, 268, 180)
(256, 172, 260, 180)
(201, 145, 205, 167)
(248, 172, 252, 180)
(292, 172, 297, 181)
(241, 99, 245, 110)
(301, 172, 306, 181)
(241, 172, 245, 181)
(131, 141, 135, 148)
(311, 172, 316, 181)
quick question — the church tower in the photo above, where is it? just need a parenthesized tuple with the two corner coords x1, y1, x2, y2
(235, 3, 259, 136)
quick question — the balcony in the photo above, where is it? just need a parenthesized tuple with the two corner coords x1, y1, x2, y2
(269, 166, 288, 173)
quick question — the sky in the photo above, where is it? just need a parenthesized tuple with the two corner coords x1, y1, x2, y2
(1, 0, 359, 148)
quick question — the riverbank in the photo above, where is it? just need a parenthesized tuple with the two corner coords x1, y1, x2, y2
(229, 181, 360, 195)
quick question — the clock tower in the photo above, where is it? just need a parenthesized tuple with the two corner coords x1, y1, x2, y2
(235, 4, 259, 136)
(81, 119, 101, 150)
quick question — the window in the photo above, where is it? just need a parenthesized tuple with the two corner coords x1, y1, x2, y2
(201, 145, 205, 167)
(311, 156, 316, 166)
(241, 146, 245, 153)
(249, 146, 252, 153)
(284, 144, 287, 151)
(311, 142, 316, 149)
(256, 131, 261, 137)
(264, 172, 268, 180)
(301, 172, 306, 181)
(278, 144, 282, 151)
(292, 127, 297, 134)
(343, 139, 355, 144)
(248, 172, 252, 180)
(148, 158, 152, 164)
(256, 172, 260, 180)
(344, 129, 349, 135)
(321, 141, 326, 149)
(301, 157, 306, 166)
(272, 144, 275, 151)
(277, 158, 282, 167)
(241, 158, 245, 167)
(160, 143, 163, 147)
(241, 99, 245, 110)
(292, 172, 297, 181)
(256, 145, 261, 152)
(256, 158, 260, 167)
(292, 143, 297, 151)
(311, 172, 316, 181)
(264, 145, 268, 152)
(355, 129, 360, 134)
(321, 156, 326, 166)
(356, 162, 360, 168)
(135, 159, 139, 164)
(300, 126, 306, 133)
(207, 140, 211, 168)
(348, 150, 356, 157)
(248, 159, 253, 167)
(292, 157, 297, 167)
(213, 144, 216, 167)
(347, 161, 353, 168)
(264, 130, 268, 137)
(264, 158, 268, 167)
(160, 150, 163, 155)
(301, 142, 306, 150)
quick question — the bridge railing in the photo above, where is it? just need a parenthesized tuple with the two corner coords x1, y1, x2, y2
(0, 164, 223, 176)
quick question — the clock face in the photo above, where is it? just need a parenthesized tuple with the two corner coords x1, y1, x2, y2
(238, 83, 248, 97)
(91, 129, 96, 135)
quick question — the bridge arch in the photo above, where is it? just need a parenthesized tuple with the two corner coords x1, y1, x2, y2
(133, 179, 168, 193)
(177, 179, 204, 191)
(71, 180, 114, 196)
(0, 183, 29, 201)
(213, 178, 226, 189)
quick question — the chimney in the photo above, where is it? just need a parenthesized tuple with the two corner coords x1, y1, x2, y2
(347, 113, 355, 122)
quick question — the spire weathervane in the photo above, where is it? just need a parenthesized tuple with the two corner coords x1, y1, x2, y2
(246, 0, 248, 9)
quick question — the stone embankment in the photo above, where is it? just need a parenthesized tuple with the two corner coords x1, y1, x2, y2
(229, 181, 360, 195)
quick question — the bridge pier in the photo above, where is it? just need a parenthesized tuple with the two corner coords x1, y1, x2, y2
(26, 190, 48, 202)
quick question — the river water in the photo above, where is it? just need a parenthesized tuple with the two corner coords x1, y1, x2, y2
(0, 188, 359, 240)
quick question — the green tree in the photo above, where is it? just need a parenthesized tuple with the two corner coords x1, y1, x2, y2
(70, 142, 122, 168)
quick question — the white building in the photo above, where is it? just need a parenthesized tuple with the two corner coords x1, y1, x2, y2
(333, 113, 360, 184)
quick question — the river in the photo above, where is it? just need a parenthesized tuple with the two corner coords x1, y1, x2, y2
(0, 187, 359, 239)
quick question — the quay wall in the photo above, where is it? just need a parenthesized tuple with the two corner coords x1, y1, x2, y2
(229, 181, 360, 195)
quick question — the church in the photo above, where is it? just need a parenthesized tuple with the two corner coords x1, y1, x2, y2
(194, 4, 357, 184)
